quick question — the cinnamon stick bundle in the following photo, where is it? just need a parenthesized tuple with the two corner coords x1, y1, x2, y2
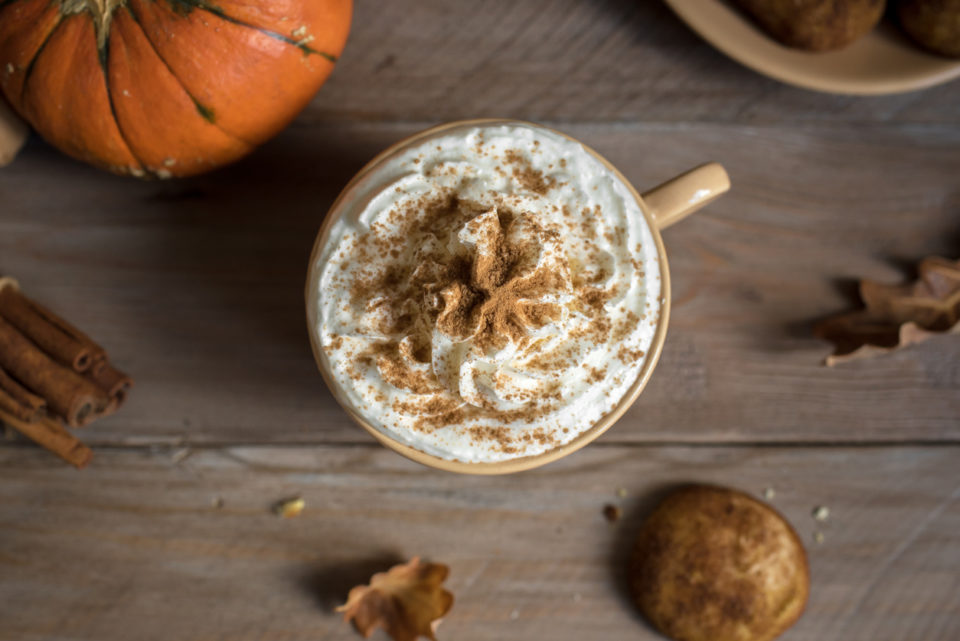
(0, 316, 110, 427)
(88, 359, 133, 409)
(0, 277, 134, 466)
(0, 365, 46, 422)
(0, 279, 105, 371)
(0, 408, 92, 469)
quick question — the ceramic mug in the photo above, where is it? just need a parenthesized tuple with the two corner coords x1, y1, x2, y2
(306, 119, 730, 474)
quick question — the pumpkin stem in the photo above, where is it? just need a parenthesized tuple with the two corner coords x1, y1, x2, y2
(60, 0, 127, 52)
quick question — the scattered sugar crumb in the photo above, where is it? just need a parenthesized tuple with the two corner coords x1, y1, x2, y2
(274, 496, 305, 518)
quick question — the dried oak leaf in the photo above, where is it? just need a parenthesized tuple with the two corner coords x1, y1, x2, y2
(337, 557, 453, 641)
(814, 257, 960, 365)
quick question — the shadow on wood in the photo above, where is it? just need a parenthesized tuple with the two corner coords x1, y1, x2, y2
(608, 481, 687, 632)
(296, 552, 407, 610)
(593, 0, 759, 81)
(779, 276, 863, 344)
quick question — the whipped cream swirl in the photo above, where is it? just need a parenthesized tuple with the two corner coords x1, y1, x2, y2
(310, 123, 662, 463)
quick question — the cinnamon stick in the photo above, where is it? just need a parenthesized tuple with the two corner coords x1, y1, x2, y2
(0, 364, 46, 422)
(87, 359, 133, 411)
(0, 316, 110, 427)
(0, 279, 105, 372)
(0, 408, 92, 469)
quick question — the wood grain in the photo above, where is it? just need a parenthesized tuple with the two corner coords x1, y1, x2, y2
(0, 444, 957, 641)
(1, 121, 957, 447)
(306, 0, 960, 125)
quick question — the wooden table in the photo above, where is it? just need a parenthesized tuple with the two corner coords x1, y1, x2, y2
(2, 2, 958, 639)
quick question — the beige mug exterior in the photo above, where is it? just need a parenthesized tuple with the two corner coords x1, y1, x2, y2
(305, 119, 730, 475)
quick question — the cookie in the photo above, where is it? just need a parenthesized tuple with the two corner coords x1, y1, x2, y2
(630, 485, 809, 641)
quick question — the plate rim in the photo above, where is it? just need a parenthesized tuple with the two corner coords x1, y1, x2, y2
(664, 0, 960, 96)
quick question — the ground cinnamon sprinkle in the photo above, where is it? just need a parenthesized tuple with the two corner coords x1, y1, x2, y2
(617, 345, 646, 364)
(430, 206, 565, 353)
(585, 366, 605, 384)
(611, 310, 642, 343)
(579, 287, 609, 312)
(394, 396, 466, 430)
(525, 351, 575, 373)
(375, 353, 436, 395)
(467, 422, 558, 454)
(504, 149, 556, 195)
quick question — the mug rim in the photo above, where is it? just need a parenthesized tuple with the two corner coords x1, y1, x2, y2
(305, 118, 671, 474)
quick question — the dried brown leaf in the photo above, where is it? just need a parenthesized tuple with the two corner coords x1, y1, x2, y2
(337, 557, 453, 641)
(814, 257, 960, 365)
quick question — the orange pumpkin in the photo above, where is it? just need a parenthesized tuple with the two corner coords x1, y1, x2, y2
(0, 0, 351, 177)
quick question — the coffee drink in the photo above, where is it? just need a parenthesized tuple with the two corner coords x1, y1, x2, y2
(309, 123, 662, 463)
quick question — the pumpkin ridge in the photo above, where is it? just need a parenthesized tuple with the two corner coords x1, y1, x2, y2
(100, 26, 148, 176)
(163, 0, 338, 61)
(214, 14, 339, 62)
(191, 96, 215, 124)
(20, 14, 144, 173)
(17, 14, 64, 104)
(123, 4, 252, 146)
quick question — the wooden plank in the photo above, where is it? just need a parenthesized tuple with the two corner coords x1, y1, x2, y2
(1, 121, 958, 446)
(304, 0, 960, 125)
(0, 444, 957, 640)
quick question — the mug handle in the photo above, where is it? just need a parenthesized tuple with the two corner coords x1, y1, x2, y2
(641, 162, 730, 230)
